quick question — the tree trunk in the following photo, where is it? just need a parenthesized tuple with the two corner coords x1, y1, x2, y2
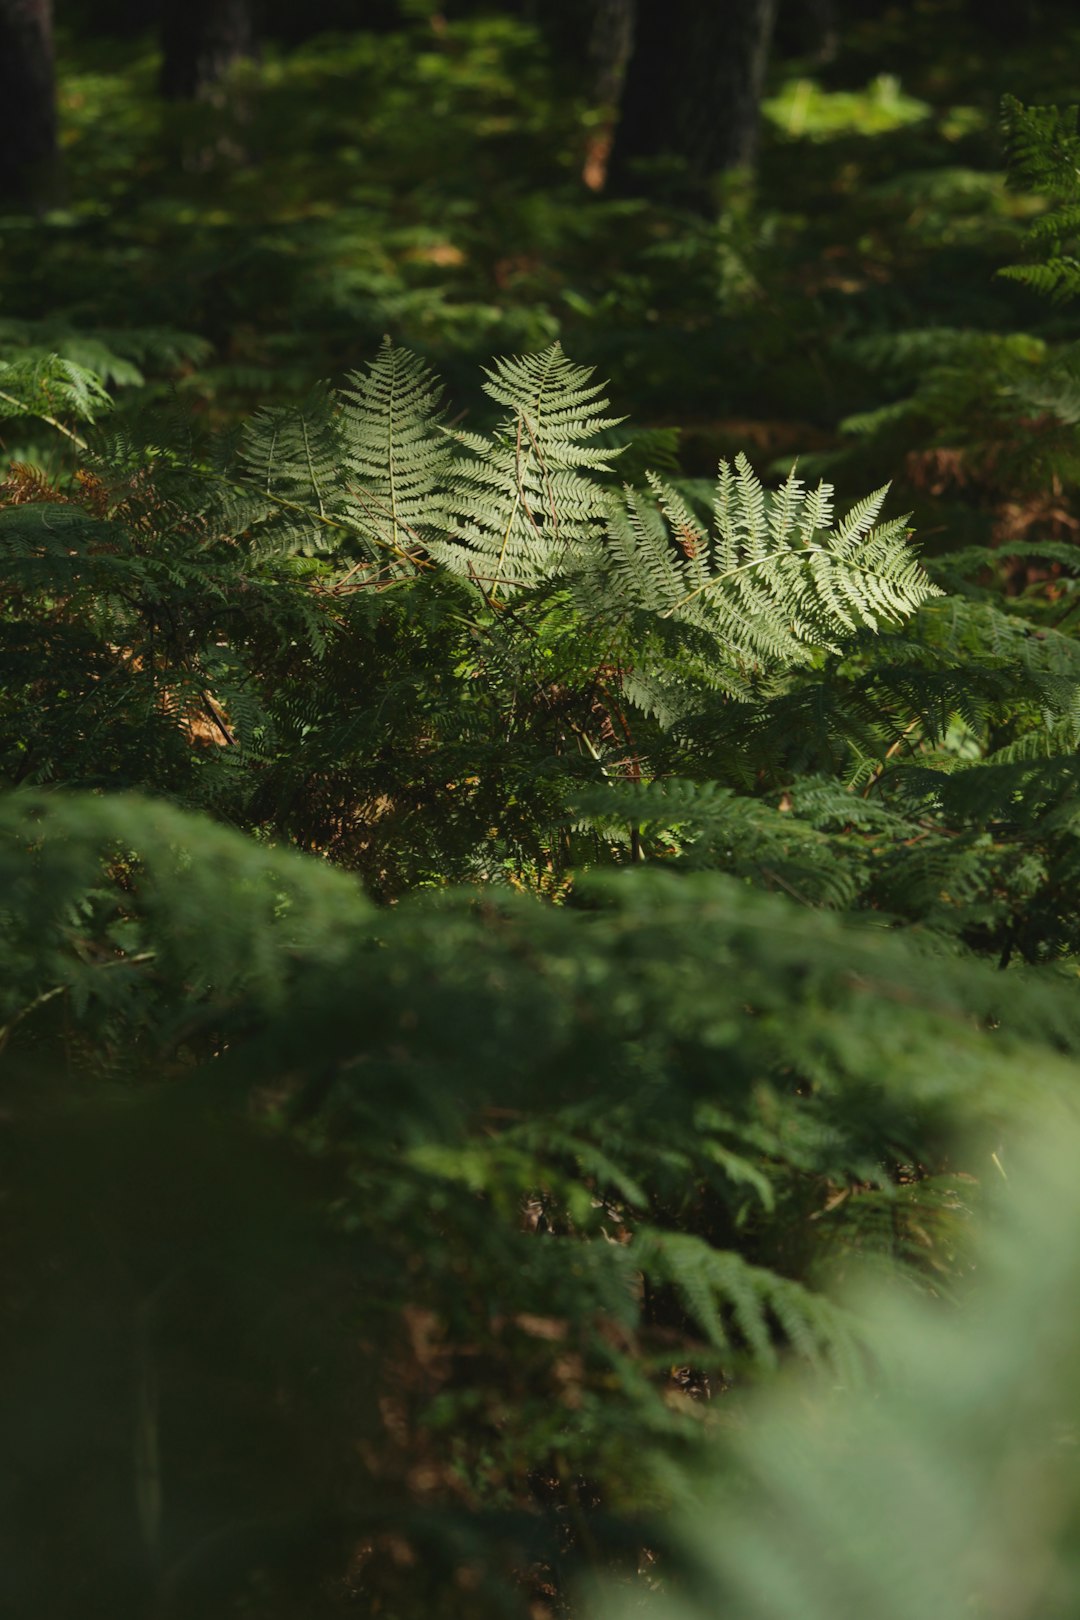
(261, 0, 402, 48)
(159, 0, 256, 101)
(583, 0, 636, 190)
(968, 0, 1038, 37)
(608, 0, 778, 198)
(773, 0, 837, 63)
(590, 0, 635, 104)
(0, 0, 56, 211)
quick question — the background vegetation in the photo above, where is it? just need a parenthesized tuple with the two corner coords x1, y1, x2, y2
(5, 2, 1080, 1616)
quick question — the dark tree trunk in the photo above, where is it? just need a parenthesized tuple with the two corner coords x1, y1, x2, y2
(774, 0, 837, 63)
(261, 0, 402, 48)
(0, 0, 57, 210)
(967, 0, 1038, 37)
(583, 0, 636, 190)
(159, 0, 256, 101)
(590, 0, 635, 105)
(608, 0, 778, 198)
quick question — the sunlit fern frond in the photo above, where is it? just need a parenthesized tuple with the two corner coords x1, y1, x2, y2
(598, 456, 939, 678)
(431, 343, 623, 598)
(336, 336, 451, 565)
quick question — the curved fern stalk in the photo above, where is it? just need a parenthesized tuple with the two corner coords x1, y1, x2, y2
(605, 455, 939, 672)
(0, 352, 111, 448)
(431, 343, 624, 601)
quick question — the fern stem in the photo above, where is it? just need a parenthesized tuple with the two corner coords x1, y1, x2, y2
(0, 951, 157, 1054)
(662, 544, 904, 617)
(0, 388, 89, 451)
(299, 415, 326, 520)
(489, 416, 528, 602)
(490, 351, 558, 601)
(386, 362, 399, 551)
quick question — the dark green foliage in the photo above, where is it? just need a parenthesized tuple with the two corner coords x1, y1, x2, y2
(4, 332, 1080, 1613)
(3, 788, 1078, 1614)
(0, 341, 939, 898)
(8, 10, 1080, 1617)
(1000, 93, 1080, 303)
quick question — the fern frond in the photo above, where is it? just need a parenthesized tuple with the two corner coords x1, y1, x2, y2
(241, 381, 346, 556)
(596, 1124, 1080, 1620)
(576, 778, 859, 904)
(337, 336, 451, 559)
(602, 455, 938, 675)
(635, 1227, 866, 1378)
(433, 343, 622, 598)
(0, 351, 110, 440)
(1000, 96, 1080, 304)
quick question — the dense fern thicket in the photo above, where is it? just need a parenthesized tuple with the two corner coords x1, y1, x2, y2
(8, 4, 1080, 1617)
(7, 334, 1080, 954)
(6, 320, 1080, 1613)
(6, 792, 1080, 1618)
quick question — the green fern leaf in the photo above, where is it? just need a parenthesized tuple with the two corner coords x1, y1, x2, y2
(603, 455, 939, 674)
(432, 343, 623, 598)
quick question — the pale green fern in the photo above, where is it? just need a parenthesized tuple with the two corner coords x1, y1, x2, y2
(243, 338, 449, 571)
(602, 457, 940, 672)
(337, 336, 451, 562)
(238, 345, 936, 672)
(430, 342, 623, 597)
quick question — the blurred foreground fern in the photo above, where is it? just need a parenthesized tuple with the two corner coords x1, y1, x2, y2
(596, 1115, 1080, 1620)
(3, 788, 1079, 1615)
